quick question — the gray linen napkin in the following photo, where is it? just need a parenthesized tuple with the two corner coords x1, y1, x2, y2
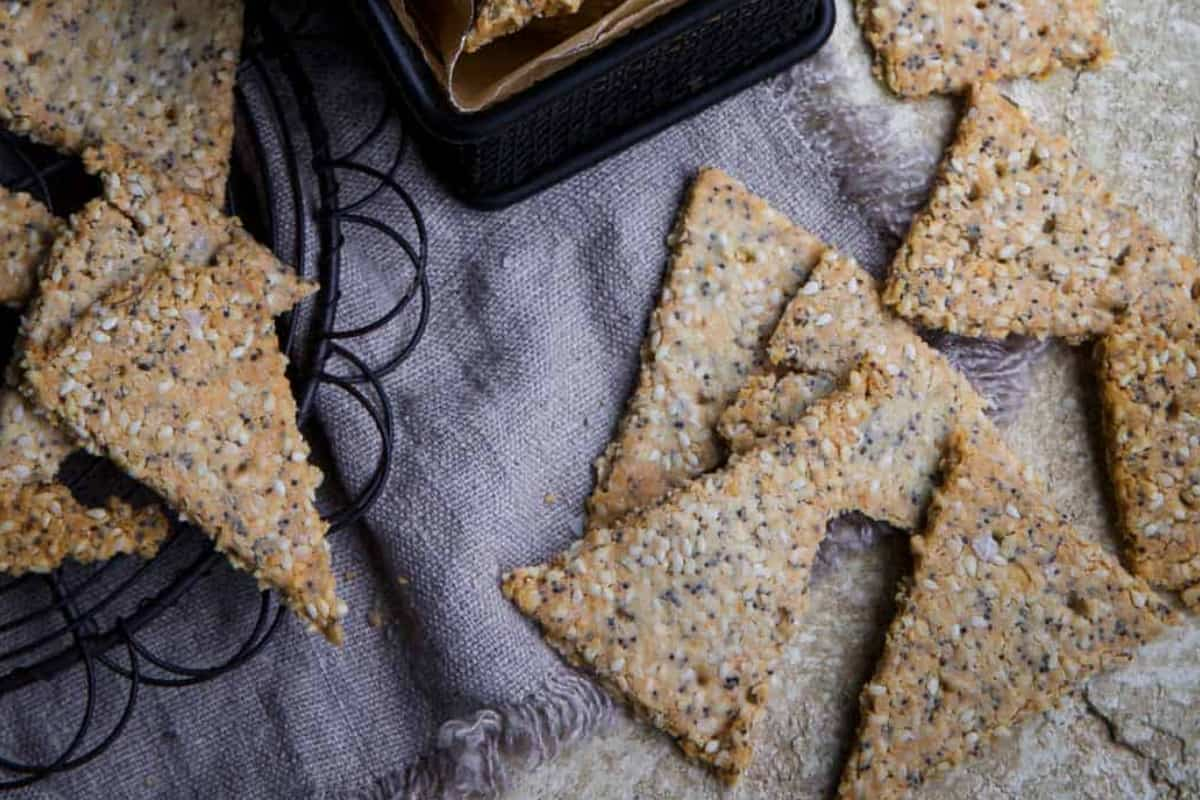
(7, 5, 1041, 799)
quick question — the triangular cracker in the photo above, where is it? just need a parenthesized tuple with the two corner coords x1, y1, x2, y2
(1097, 293, 1200, 602)
(24, 248, 343, 641)
(0, 480, 168, 576)
(857, 0, 1111, 98)
(588, 168, 824, 528)
(885, 84, 1196, 342)
(0, 0, 242, 203)
(465, 0, 582, 52)
(507, 352, 989, 781)
(838, 426, 1175, 799)
(0, 186, 61, 307)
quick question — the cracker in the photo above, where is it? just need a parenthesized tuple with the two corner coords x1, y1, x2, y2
(84, 145, 303, 301)
(721, 250, 988, 459)
(839, 426, 1175, 800)
(587, 168, 824, 528)
(0, 481, 168, 576)
(506, 353, 986, 781)
(0, 0, 241, 203)
(884, 84, 1197, 343)
(0, 186, 61, 307)
(1097, 294, 1200, 598)
(465, 0, 583, 52)
(0, 388, 72, 485)
(24, 248, 344, 642)
(856, 0, 1111, 98)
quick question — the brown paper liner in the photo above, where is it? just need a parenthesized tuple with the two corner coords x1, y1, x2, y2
(387, 0, 689, 112)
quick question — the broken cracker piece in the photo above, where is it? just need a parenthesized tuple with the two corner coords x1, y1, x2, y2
(465, 0, 583, 52)
(84, 144, 306, 307)
(0, 481, 168, 577)
(716, 372, 835, 454)
(884, 84, 1196, 343)
(587, 168, 824, 528)
(507, 354, 990, 781)
(25, 247, 343, 642)
(0, 388, 72, 485)
(838, 426, 1175, 800)
(0, 186, 61, 308)
(0, 0, 242, 203)
(1097, 294, 1200, 598)
(721, 249, 988, 459)
(856, 0, 1111, 98)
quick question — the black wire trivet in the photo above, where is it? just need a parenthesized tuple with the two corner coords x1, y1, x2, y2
(0, 2, 428, 789)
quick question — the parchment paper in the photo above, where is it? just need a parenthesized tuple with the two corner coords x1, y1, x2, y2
(388, 0, 689, 111)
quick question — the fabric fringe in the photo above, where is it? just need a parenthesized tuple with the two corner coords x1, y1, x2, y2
(334, 671, 613, 799)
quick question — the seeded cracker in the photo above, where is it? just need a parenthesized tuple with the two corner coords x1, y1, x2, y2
(720, 249, 990, 465)
(856, 0, 1111, 99)
(25, 249, 344, 642)
(885, 84, 1197, 343)
(465, 0, 583, 52)
(84, 145, 304, 303)
(838, 427, 1175, 800)
(0, 388, 72, 485)
(0, 186, 61, 308)
(506, 350, 991, 781)
(1097, 294, 1200, 603)
(0, 0, 242, 204)
(0, 481, 168, 576)
(717, 372, 835, 455)
(588, 169, 824, 528)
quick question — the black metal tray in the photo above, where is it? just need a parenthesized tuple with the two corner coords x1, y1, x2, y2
(354, 0, 836, 208)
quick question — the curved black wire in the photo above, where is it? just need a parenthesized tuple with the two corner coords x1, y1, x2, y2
(0, 0, 422, 786)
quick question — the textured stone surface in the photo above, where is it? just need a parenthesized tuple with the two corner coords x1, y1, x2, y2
(514, 1, 1200, 796)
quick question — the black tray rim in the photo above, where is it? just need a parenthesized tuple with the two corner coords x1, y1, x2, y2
(355, 0, 835, 208)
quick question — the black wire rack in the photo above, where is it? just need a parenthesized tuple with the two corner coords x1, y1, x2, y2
(0, 2, 428, 789)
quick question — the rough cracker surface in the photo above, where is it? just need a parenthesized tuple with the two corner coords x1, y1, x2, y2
(24, 249, 343, 642)
(19, 200, 155, 377)
(0, 0, 242, 203)
(884, 84, 1196, 343)
(856, 0, 1111, 98)
(507, 353, 989, 782)
(838, 426, 1175, 800)
(465, 0, 583, 52)
(721, 249, 988, 460)
(0, 388, 72, 485)
(0, 481, 168, 576)
(769, 249, 914, 375)
(587, 169, 824, 529)
(84, 145, 303, 302)
(1097, 294, 1200, 597)
(717, 372, 835, 455)
(0, 186, 61, 307)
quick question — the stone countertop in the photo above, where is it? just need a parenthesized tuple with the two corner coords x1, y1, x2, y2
(515, 1, 1200, 797)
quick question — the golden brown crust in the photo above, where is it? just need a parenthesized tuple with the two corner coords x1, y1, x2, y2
(857, 0, 1111, 98)
(464, 0, 583, 52)
(884, 84, 1196, 343)
(0, 481, 168, 576)
(838, 426, 1175, 800)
